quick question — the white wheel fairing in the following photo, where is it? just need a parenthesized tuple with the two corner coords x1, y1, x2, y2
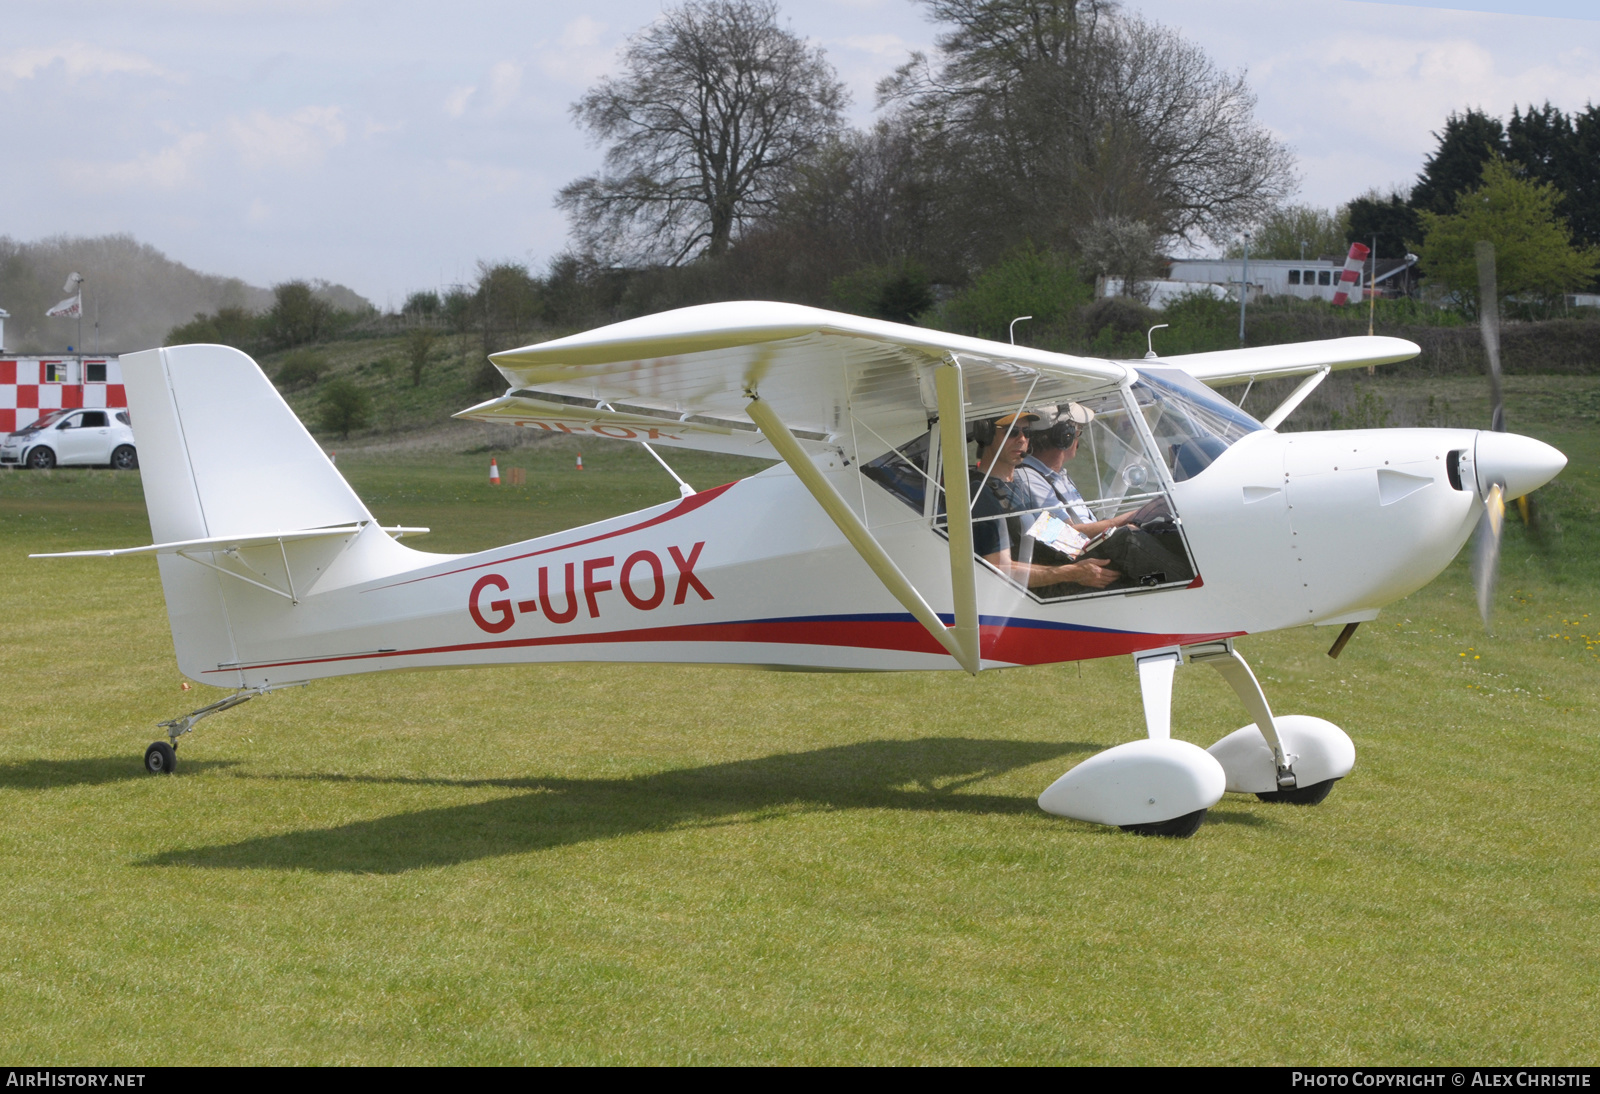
(1037, 738, 1225, 827)
(1207, 715, 1354, 794)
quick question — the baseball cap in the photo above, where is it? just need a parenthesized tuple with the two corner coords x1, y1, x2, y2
(993, 410, 1040, 428)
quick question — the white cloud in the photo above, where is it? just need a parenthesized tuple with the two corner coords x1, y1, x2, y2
(0, 42, 174, 81)
(486, 61, 522, 112)
(537, 17, 619, 87)
(70, 132, 209, 191)
(226, 106, 347, 170)
(246, 198, 271, 224)
(444, 85, 476, 118)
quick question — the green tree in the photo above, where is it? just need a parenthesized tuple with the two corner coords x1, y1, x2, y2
(932, 243, 1090, 340)
(404, 328, 438, 388)
(167, 305, 259, 348)
(829, 260, 934, 324)
(318, 377, 371, 438)
(1411, 109, 1507, 215)
(264, 280, 335, 348)
(1416, 157, 1600, 314)
(402, 290, 441, 320)
(1235, 204, 1351, 260)
(275, 349, 325, 391)
(1346, 190, 1421, 261)
(1508, 102, 1600, 273)
(474, 261, 544, 355)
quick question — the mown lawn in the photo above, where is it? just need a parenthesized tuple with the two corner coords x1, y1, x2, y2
(0, 379, 1595, 1064)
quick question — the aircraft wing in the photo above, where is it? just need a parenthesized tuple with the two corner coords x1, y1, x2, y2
(463, 302, 1130, 460)
(1148, 335, 1421, 387)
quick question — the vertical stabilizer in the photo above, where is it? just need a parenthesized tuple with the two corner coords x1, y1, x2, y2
(124, 344, 374, 539)
(121, 344, 382, 685)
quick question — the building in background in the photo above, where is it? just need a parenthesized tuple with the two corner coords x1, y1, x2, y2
(1102, 257, 1421, 310)
(0, 355, 126, 433)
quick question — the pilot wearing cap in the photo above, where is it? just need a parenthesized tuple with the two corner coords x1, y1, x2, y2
(1014, 402, 1138, 538)
(969, 410, 1120, 590)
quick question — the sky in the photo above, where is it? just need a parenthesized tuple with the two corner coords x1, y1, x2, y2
(2, 0, 1596, 309)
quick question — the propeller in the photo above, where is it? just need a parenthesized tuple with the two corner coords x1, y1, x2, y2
(1475, 242, 1505, 433)
(1470, 241, 1509, 631)
(1472, 482, 1505, 634)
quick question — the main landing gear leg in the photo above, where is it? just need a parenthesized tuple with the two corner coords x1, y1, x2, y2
(1187, 639, 1355, 805)
(142, 686, 276, 775)
(1036, 647, 1226, 837)
(1183, 640, 1297, 791)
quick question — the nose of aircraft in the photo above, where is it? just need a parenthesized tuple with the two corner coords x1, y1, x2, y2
(1475, 431, 1567, 499)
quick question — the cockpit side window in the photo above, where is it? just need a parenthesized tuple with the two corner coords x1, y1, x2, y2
(1131, 367, 1265, 482)
(921, 389, 1199, 603)
(861, 430, 932, 514)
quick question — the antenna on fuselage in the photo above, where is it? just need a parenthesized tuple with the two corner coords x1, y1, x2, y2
(1144, 324, 1169, 359)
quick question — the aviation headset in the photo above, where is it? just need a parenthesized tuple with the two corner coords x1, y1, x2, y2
(1031, 417, 1082, 451)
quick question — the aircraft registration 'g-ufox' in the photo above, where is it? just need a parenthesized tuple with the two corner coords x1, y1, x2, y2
(38, 302, 1566, 836)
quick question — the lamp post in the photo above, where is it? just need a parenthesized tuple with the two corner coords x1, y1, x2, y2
(1238, 231, 1251, 347)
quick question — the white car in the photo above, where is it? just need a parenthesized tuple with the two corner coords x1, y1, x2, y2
(0, 408, 138, 470)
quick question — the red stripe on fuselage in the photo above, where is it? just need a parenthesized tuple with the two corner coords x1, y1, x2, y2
(203, 615, 1243, 675)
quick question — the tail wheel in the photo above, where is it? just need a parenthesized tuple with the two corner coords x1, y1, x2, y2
(26, 446, 56, 470)
(144, 741, 177, 775)
(111, 445, 139, 470)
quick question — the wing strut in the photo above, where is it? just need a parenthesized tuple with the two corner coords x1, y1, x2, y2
(934, 362, 981, 671)
(744, 394, 978, 674)
(1261, 366, 1331, 430)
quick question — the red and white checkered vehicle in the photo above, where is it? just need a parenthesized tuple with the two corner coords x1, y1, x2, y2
(0, 355, 137, 469)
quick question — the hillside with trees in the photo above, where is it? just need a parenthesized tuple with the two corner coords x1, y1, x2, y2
(0, 233, 371, 355)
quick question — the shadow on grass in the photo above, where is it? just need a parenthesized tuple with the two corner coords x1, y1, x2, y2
(0, 756, 237, 789)
(142, 736, 1093, 874)
(1199, 806, 1273, 828)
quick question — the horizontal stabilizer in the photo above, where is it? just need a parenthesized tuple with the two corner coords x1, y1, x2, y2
(1150, 336, 1420, 387)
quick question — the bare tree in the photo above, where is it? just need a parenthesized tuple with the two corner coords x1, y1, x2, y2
(558, 0, 847, 265)
(880, 1, 1295, 267)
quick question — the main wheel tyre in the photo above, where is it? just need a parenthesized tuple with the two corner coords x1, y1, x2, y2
(26, 446, 56, 470)
(1121, 808, 1207, 838)
(110, 445, 138, 470)
(144, 741, 177, 775)
(1256, 778, 1338, 805)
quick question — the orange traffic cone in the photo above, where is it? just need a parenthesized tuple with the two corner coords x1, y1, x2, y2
(575, 452, 584, 471)
(489, 458, 501, 485)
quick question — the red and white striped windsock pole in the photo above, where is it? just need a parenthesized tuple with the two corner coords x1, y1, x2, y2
(1331, 242, 1370, 306)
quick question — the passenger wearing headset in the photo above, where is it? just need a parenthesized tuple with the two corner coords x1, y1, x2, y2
(967, 411, 1121, 591)
(1013, 403, 1139, 538)
(1013, 403, 1193, 596)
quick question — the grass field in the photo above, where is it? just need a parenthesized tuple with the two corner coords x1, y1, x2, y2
(0, 376, 1596, 1064)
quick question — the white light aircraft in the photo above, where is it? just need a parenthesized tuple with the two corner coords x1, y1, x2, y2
(37, 301, 1566, 836)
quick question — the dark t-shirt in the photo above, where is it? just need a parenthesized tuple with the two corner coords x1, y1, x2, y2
(968, 467, 1031, 559)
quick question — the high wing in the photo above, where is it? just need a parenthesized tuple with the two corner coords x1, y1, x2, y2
(457, 301, 1131, 461)
(1146, 335, 1422, 429)
(1149, 335, 1420, 386)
